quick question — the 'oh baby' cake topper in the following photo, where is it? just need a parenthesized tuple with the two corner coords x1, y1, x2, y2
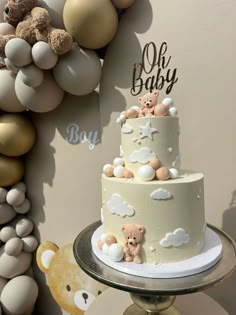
(131, 42, 178, 96)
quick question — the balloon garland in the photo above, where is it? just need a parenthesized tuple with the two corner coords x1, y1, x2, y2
(0, 0, 137, 313)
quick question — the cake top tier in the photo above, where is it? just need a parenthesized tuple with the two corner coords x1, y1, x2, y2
(103, 91, 180, 182)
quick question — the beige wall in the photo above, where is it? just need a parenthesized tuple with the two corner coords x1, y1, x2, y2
(26, 0, 236, 313)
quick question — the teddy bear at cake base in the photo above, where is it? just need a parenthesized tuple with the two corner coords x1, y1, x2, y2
(122, 223, 145, 264)
(36, 242, 107, 315)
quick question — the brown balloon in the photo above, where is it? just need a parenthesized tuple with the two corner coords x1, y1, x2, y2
(63, 0, 118, 49)
(0, 114, 36, 156)
(0, 155, 24, 187)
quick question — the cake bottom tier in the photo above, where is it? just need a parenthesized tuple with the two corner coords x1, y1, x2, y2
(101, 171, 206, 264)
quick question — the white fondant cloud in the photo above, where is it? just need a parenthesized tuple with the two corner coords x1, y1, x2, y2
(107, 194, 135, 217)
(121, 123, 133, 134)
(129, 147, 155, 164)
(151, 189, 172, 200)
(160, 228, 190, 248)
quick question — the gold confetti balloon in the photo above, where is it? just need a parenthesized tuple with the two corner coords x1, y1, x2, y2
(0, 155, 24, 187)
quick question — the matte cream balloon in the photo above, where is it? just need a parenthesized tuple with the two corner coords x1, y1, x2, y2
(111, 0, 136, 9)
(53, 43, 102, 95)
(0, 203, 16, 225)
(18, 64, 44, 88)
(1, 275, 38, 315)
(6, 188, 25, 206)
(0, 69, 25, 112)
(32, 41, 58, 70)
(38, 0, 66, 28)
(15, 70, 64, 112)
(0, 155, 24, 187)
(5, 38, 32, 67)
(0, 114, 36, 156)
(0, 23, 15, 35)
(63, 0, 118, 49)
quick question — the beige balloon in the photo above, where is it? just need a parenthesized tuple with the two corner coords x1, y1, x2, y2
(0, 114, 36, 157)
(63, 0, 118, 49)
(0, 155, 24, 187)
(53, 43, 102, 95)
(111, 0, 136, 8)
(15, 71, 64, 113)
(0, 69, 25, 112)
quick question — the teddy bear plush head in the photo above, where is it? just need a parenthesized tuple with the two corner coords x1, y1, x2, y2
(122, 223, 145, 245)
(138, 91, 159, 108)
(36, 242, 107, 315)
(4, 0, 38, 26)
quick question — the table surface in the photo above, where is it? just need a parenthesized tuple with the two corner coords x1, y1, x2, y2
(86, 289, 229, 315)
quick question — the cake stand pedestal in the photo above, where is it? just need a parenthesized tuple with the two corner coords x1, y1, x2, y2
(73, 221, 236, 315)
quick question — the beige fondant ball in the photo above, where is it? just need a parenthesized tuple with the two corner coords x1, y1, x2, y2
(5, 237, 23, 256)
(0, 23, 15, 35)
(63, 0, 118, 49)
(0, 69, 25, 112)
(104, 166, 114, 177)
(15, 70, 64, 112)
(156, 166, 170, 180)
(53, 43, 102, 95)
(16, 218, 34, 238)
(22, 235, 38, 253)
(0, 0, 7, 23)
(5, 38, 32, 67)
(98, 240, 103, 250)
(126, 107, 138, 119)
(0, 203, 16, 225)
(38, 0, 66, 28)
(0, 155, 24, 187)
(32, 41, 59, 70)
(123, 169, 133, 179)
(0, 246, 32, 278)
(149, 157, 161, 170)
(105, 235, 117, 246)
(0, 114, 36, 157)
(111, 0, 136, 9)
(6, 188, 25, 206)
(154, 104, 169, 116)
(18, 64, 44, 88)
(1, 275, 38, 315)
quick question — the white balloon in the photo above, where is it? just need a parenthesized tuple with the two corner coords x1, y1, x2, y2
(53, 43, 102, 95)
(38, 0, 66, 28)
(113, 157, 125, 166)
(162, 97, 174, 108)
(15, 70, 64, 112)
(169, 168, 179, 179)
(0, 69, 25, 112)
(137, 165, 155, 181)
(168, 107, 178, 117)
(102, 243, 109, 255)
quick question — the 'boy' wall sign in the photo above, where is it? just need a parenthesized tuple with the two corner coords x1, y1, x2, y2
(131, 42, 178, 96)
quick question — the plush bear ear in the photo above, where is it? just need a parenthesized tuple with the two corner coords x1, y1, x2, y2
(138, 97, 143, 103)
(154, 91, 159, 97)
(121, 225, 126, 232)
(36, 241, 59, 274)
(138, 225, 145, 234)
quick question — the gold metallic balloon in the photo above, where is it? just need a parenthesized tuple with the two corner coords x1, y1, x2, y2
(111, 0, 136, 9)
(0, 155, 24, 187)
(0, 114, 36, 156)
(63, 0, 118, 49)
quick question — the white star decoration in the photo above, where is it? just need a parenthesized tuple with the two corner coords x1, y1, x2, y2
(139, 121, 158, 140)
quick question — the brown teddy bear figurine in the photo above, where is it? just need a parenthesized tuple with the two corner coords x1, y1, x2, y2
(16, 7, 73, 55)
(4, 0, 38, 26)
(122, 223, 145, 264)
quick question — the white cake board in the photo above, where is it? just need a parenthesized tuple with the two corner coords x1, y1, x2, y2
(91, 226, 222, 278)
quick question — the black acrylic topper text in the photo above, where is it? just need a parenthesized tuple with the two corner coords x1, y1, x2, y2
(130, 42, 178, 96)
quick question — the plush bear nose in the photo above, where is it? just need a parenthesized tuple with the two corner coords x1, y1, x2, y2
(4, 7, 9, 14)
(82, 292, 89, 303)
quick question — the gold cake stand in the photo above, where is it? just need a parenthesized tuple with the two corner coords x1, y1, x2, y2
(73, 221, 236, 315)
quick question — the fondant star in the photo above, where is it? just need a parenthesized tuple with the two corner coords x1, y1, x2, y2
(139, 121, 158, 140)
